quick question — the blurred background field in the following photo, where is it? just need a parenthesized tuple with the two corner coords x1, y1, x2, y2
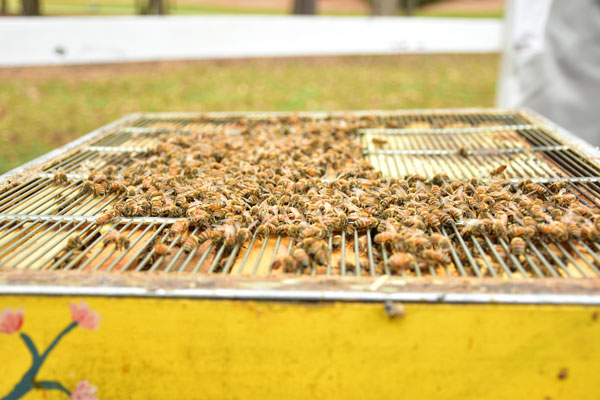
(0, 54, 498, 174)
(1, 0, 503, 17)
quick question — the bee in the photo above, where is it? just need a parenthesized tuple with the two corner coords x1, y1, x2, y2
(431, 173, 449, 186)
(430, 233, 451, 250)
(169, 219, 190, 238)
(91, 172, 107, 184)
(66, 234, 83, 250)
(388, 252, 415, 273)
(256, 223, 275, 239)
(538, 222, 568, 242)
(302, 238, 327, 265)
(272, 255, 297, 273)
(301, 223, 329, 239)
(524, 183, 547, 196)
(460, 219, 487, 236)
(198, 229, 224, 245)
(154, 243, 171, 257)
(507, 225, 536, 239)
(421, 249, 451, 265)
(446, 207, 463, 220)
(403, 235, 429, 253)
(548, 181, 567, 193)
(96, 210, 117, 225)
(53, 170, 68, 185)
(235, 228, 252, 245)
(583, 224, 600, 242)
(490, 165, 507, 178)
(188, 209, 211, 226)
(183, 234, 199, 253)
(457, 147, 470, 157)
(103, 229, 119, 247)
(222, 224, 237, 249)
(80, 180, 94, 195)
(510, 237, 525, 257)
(423, 213, 441, 229)
(371, 137, 388, 146)
(292, 248, 311, 270)
(109, 181, 127, 193)
(331, 234, 343, 249)
(116, 234, 130, 250)
(126, 186, 137, 197)
(373, 231, 395, 245)
(94, 182, 107, 196)
(566, 223, 582, 240)
(124, 198, 141, 216)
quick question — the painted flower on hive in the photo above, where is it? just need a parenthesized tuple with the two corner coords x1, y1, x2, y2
(0, 308, 23, 334)
(70, 301, 101, 330)
(70, 380, 98, 400)
(1, 303, 101, 400)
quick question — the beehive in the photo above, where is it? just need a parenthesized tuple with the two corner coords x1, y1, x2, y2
(0, 109, 598, 399)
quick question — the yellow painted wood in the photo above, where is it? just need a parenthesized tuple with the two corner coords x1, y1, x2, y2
(0, 296, 599, 399)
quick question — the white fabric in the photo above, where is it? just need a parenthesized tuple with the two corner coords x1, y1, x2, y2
(498, 0, 600, 145)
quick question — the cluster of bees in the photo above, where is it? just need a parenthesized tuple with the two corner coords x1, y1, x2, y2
(52, 115, 600, 275)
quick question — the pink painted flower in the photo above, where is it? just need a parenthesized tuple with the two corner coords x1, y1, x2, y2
(70, 380, 98, 400)
(0, 307, 24, 334)
(69, 301, 100, 330)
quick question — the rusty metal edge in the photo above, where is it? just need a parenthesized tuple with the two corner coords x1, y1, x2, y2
(0, 270, 599, 304)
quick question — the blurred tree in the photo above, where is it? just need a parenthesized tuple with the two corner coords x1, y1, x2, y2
(371, 0, 397, 15)
(1, 0, 7, 14)
(292, 0, 316, 14)
(366, 0, 439, 16)
(21, 0, 40, 15)
(139, 0, 167, 14)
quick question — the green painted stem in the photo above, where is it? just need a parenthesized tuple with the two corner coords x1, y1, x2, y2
(1, 321, 78, 400)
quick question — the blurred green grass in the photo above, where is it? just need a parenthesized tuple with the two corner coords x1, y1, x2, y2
(0, 54, 499, 174)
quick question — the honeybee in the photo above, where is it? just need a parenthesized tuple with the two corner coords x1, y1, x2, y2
(292, 248, 311, 270)
(423, 213, 440, 229)
(169, 219, 190, 237)
(96, 210, 117, 225)
(457, 147, 470, 157)
(103, 229, 119, 247)
(116, 234, 130, 250)
(66, 234, 83, 250)
(109, 181, 127, 193)
(508, 224, 536, 239)
(430, 233, 451, 250)
(80, 180, 94, 195)
(235, 228, 252, 245)
(421, 249, 451, 265)
(198, 229, 224, 245)
(302, 238, 327, 265)
(537, 222, 568, 242)
(272, 255, 297, 273)
(53, 170, 68, 185)
(490, 165, 507, 177)
(222, 224, 237, 249)
(94, 182, 107, 196)
(331, 234, 343, 249)
(256, 223, 274, 239)
(301, 223, 329, 239)
(154, 243, 171, 257)
(90, 172, 107, 183)
(126, 186, 137, 197)
(510, 237, 525, 256)
(371, 137, 388, 146)
(183, 234, 199, 253)
(388, 252, 415, 273)
(373, 231, 395, 245)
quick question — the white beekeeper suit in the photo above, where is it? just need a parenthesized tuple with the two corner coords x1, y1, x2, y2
(497, 0, 600, 145)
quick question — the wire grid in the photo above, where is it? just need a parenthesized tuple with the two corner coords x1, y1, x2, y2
(1, 110, 600, 278)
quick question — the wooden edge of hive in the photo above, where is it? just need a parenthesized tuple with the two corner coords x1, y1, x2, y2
(0, 270, 599, 299)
